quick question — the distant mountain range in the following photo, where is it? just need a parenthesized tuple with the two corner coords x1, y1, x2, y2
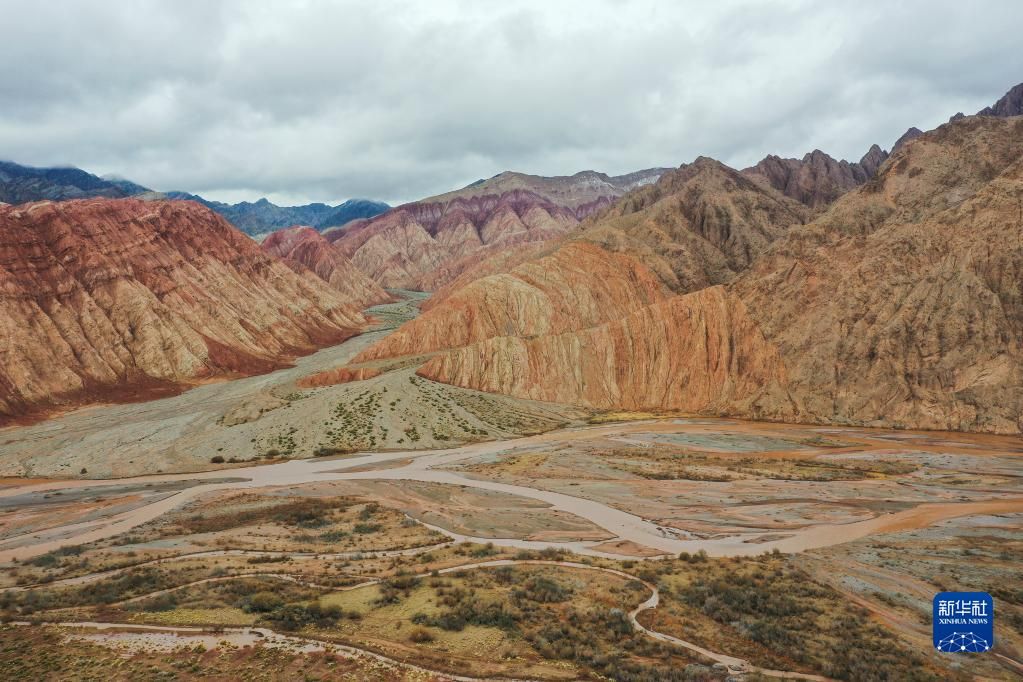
(325, 167, 671, 290)
(0, 161, 132, 204)
(161, 192, 390, 236)
(0, 161, 388, 236)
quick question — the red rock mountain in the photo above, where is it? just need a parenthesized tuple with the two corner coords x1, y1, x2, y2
(0, 199, 366, 420)
(331, 168, 668, 290)
(261, 226, 391, 309)
(419, 286, 786, 412)
(361, 115, 1023, 434)
(734, 115, 1023, 432)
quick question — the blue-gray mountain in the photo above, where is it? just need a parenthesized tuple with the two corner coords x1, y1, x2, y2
(162, 192, 389, 236)
(0, 160, 388, 236)
(0, 161, 134, 204)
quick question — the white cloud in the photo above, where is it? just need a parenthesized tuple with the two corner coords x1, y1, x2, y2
(0, 0, 1019, 205)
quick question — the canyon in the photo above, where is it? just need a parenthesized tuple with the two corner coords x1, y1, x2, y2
(4, 6, 1023, 679)
(260, 226, 392, 309)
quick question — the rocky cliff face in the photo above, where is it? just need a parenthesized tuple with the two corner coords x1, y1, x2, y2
(368, 115, 1023, 434)
(355, 241, 670, 361)
(977, 82, 1023, 117)
(742, 145, 890, 208)
(261, 226, 391, 309)
(735, 115, 1023, 432)
(0, 199, 366, 420)
(418, 286, 787, 412)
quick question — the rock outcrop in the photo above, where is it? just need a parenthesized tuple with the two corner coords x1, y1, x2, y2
(742, 146, 889, 208)
(0, 199, 366, 420)
(739, 82, 1023, 213)
(892, 127, 924, 152)
(977, 82, 1023, 117)
(261, 226, 391, 308)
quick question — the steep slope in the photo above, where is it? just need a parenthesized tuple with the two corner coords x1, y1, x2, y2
(417, 240, 553, 308)
(0, 199, 366, 420)
(588, 157, 809, 282)
(332, 168, 670, 290)
(799, 115, 1023, 237)
(740, 82, 1023, 212)
(977, 82, 1023, 117)
(0, 161, 142, 204)
(356, 241, 671, 361)
(417, 115, 1023, 433)
(261, 226, 391, 308)
(419, 286, 786, 411)
(734, 114, 1023, 432)
(358, 158, 807, 361)
(334, 189, 579, 289)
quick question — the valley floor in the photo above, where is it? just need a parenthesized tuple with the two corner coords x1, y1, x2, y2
(0, 291, 588, 479)
(0, 293, 1021, 680)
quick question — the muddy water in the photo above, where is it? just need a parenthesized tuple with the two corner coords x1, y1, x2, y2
(1, 419, 1021, 562)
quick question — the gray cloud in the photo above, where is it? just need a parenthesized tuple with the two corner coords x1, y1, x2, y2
(0, 0, 1020, 205)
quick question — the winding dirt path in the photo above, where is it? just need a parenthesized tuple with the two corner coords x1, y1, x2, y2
(14, 620, 535, 682)
(23, 559, 836, 681)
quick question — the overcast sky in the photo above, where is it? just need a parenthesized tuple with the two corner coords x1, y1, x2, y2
(1, 1, 1020, 206)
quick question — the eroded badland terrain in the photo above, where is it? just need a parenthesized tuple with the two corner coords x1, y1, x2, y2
(1, 86, 1023, 681)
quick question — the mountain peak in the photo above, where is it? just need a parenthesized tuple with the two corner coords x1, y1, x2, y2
(892, 127, 924, 151)
(977, 81, 1023, 117)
